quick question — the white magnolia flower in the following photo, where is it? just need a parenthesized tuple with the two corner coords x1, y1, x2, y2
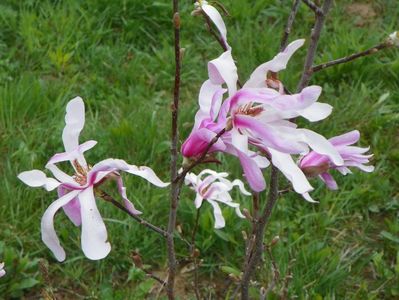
(18, 97, 169, 262)
(185, 169, 250, 229)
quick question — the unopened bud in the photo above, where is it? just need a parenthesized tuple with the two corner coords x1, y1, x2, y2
(192, 248, 200, 258)
(242, 230, 248, 241)
(242, 208, 252, 221)
(131, 251, 143, 268)
(179, 48, 186, 60)
(176, 223, 183, 234)
(228, 273, 240, 282)
(173, 12, 180, 29)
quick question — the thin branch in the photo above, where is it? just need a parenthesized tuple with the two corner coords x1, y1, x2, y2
(297, 0, 333, 91)
(174, 128, 226, 183)
(280, 0, 301, 51)
(263, 246, 280, 297)
(312, 42, 391, 73)
(167, 0, 182, 297)
(241, 166, 279, 300)
(301, 0, 323, 15)
(98, 189, 168, 237)
(131, 251, 166, 286)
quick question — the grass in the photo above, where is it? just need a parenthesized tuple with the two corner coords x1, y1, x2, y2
(0, 0, 398, 299)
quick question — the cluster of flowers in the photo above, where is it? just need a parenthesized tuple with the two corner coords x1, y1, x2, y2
(13, 1, 374, 266)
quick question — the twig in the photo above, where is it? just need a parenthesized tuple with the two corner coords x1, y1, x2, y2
(263, 246, 280, 296)
(191, 206, 202, 300)
(301, 0, 323, 15)
(312, 42, 391, 73)
(174, 128, 226, 183)
(98, 189, 168, 237)
(167, 1, 182, 297)
(241, 166, 279, 300)
(131, 251, 166, 286)
(280, 0, 301, 51)
(297, 0, 333, 91)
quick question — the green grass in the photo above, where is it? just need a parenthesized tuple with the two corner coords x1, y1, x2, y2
(0, 0, 398, 299)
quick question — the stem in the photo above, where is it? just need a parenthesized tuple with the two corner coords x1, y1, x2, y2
(297, 0, 333, 91)
(280, 0, 301, 51)
(312, 43, 390, 73)
(191, 206, 202, 300)
(241, 166, 279, 300)
(167, 0, 181, 297)
(98, 189, 168, 237)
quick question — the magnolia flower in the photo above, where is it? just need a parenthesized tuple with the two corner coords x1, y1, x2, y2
(184, 169, 250, 229)
(18, 97, 169, 262)
(299, 130, 374, 190)
(0, 262, 5, 278)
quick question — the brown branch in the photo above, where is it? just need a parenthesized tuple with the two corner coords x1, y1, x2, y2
(241, 166, 279, 299)
(297, 0, 333, 91)
(280, 0, 301, 51)
(131, 251, 166, 286)
(98, 189, 168, 237)
(312, 42, 391, 73)
(167, 0, 182, 297)
(302, 0, 323, 15)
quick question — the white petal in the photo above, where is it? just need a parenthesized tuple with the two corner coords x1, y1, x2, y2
(231, 128, 248, 154)
(116, 176, 142, 215)
(244, 39, 305, 88)
(269, 149, 313, 194)
(41, 190, 80, 262)
(231, 179, 251, 196)
(298, 102, 333, 122)
(62, 97, 85, 153)
(299, 129, 344, 166)
(207, 199, 225, 229)
(302, 192, 318, 203)
(79, 186, 111, 260)
(45, 164, 76, 186)
(201, 3, 230, 49)
(208, 50, 238, 96)
(18, 170, 60, 191)
(195, 194, 204, 209)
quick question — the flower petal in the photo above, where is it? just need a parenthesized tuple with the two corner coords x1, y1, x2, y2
(116, 176, 142, 215)
(195, 194, 204, 209)
(79, 186, 111, 260)
(298, 102, 333, 122)
(201, 2, 230, 49)
(319, 172, 338, 190)
(207, 199, 225, 229)
(244, 39, 305, 88)
(181, 128, 226, 157)
(208, 50, 238, 96)
(329, 130, 360, 147)
(18, 170, 60, 191)
(62, 97, 85, 153)
(58, 186, 81, 226)
(41, 190, 80, 262)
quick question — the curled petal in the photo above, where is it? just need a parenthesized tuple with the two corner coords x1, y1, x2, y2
(208, 50, 238, 96)
(231, 179, 251, 196)
(244, 39, 305, 88)
(200, 2, 230, 49)
(79, 186, 111, 260)
(116, 176, 142, 215)
(41, 190, 80, 262)
(18, 170, 60, 191)
(207, 199, 225, 229)
(62, 97, 85, 153)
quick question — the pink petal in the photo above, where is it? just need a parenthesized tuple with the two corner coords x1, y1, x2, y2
(58, 186, 82, 226)
(41, 190, 80, 262)
(181, 128, 226, 157)
(329, 130, 360, 147)
(18, 170, 60, 191)
(79, 186, 111, 260)
(319, 172, 338, 190)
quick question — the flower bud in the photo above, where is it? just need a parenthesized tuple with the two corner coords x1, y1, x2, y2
(388, 31, 399, 47)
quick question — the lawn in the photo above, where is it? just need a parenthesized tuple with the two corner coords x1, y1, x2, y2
(0, 0, 398, 299)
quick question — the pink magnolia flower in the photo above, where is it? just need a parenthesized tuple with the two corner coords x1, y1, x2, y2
(299, 130, 374, 190)
(18, 97, 169, 262)
(0, 262, 5, 278)
(184, 169, 250, 229)
(182, 40, 343, 198)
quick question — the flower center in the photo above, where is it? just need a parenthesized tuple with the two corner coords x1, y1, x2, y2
(72, 160, 89, 186)
(235, 103, 264, 117)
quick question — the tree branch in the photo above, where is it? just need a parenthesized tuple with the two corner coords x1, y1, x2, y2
(312, 42, 391, 73)
(191, 206, 202, 300)
(297, 0, 333, 91)
(280, 0, 301, 51)
(241, 166, 279, 299)
(302, 0, 323, 15)
(167, 0, 182, 297)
